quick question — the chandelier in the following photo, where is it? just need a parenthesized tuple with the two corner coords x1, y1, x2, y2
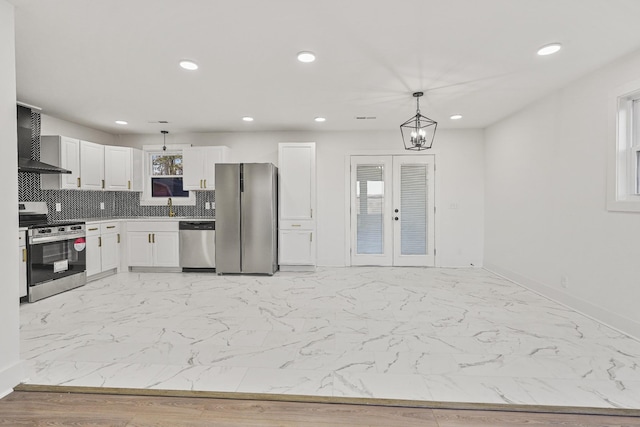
(400, 92, 437, 151)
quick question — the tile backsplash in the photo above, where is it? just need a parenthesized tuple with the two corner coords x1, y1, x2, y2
(18, 111, 215, 220)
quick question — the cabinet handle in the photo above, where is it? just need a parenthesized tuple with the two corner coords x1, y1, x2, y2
(292, 224, 301, 227)
(148, 233, 151, 243)
(128, 180, 131, 190)
(22, 248, 27, 262)
(200, 179, 203, 188)
(88, 227, 99, 231)
(98, 236, 102, 247)
(106, 225, 116, 229)
(102, 179, 105, 189)
(310, 208, 313, 218)
(152, 233, 155, 243)
(203, 179, 207, 188)
(117, 233, 120, 244)
(77, 177, 81, 187)
(310, 233, 313, 242)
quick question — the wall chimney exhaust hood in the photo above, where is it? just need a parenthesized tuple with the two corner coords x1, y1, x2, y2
(17, 104, 71, 174)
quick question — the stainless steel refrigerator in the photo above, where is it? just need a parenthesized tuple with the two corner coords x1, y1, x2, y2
(215, 163, 278, 275)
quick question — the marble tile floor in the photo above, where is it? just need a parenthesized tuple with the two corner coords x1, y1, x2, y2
(19, 267, 640, 409)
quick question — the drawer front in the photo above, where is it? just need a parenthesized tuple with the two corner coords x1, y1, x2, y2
(86, 223, 102, 236)
(280, 219, 314, 230)
(126, 221, 179, 232)
(101, 222, 120, 234)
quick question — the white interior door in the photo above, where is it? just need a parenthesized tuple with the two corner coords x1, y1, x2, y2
(392, 156, 435, 266)
(350, 155, 435, 267)
(350, 156, 393, 266)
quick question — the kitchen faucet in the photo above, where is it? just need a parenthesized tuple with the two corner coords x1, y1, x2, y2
(168, 197, 175, 217)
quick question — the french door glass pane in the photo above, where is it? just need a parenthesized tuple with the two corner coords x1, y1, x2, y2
(356, 165, 385, 254)
(400, 164, 427, 255)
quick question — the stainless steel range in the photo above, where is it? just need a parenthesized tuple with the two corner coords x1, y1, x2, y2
(19, 202, 87, 302)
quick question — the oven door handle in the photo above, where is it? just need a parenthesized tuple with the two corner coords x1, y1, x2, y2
(29, 233, 86, 244)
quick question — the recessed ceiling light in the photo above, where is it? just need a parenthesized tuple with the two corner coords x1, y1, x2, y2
(179, 60, 199, 70)
(297, 51, 316, 63)
(314, 117, 326, 122)
(450, 114, 462, 120)
(115, 120, 128, 125)
(242, 116, 254, 122)
(537, 43, 562, 56)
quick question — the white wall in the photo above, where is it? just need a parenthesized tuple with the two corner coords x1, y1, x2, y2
(484, 47, 640, 339)
(119, 129, 484, 267)
(41, 114, 117, 145)
(0, 0, 24, 397)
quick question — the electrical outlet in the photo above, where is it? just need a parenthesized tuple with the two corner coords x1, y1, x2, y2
(100, 202, 105, 210)
(205, 202, 211, 210)
(55, 203, 61, 212)
(560, 276, 569, 288)
(211, 202, 215, 209)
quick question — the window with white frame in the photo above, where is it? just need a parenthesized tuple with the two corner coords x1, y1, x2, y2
(609, 85, 640, 212)
(141, 147, 195, 206)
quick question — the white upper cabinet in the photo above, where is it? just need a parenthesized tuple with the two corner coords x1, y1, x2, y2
(80, 140, 105, 190)
(279, 143, 316, 223)
(104, 146, 143, 191)
(41, 135, 143, 192)
(40, 135, 81, 190)
(183, 146, 230, 190)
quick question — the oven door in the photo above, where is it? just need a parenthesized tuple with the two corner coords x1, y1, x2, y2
(28, 236, 87, 287)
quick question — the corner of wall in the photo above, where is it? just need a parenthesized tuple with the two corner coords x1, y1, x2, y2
(484, 263, 640, 341)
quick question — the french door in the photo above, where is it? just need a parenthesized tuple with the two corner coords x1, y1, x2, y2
(350, 155, 435, 266)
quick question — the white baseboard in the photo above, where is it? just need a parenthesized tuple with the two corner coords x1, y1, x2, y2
(0, 359, 26, 399)
(280, 265, 316, 272)
(484, 263, 640, 341)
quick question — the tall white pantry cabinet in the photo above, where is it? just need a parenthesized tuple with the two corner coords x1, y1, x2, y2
(278, 142, 316, 271)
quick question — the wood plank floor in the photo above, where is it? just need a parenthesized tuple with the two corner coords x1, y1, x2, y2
(2, 391, 640, 427)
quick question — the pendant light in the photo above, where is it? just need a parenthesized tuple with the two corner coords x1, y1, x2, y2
(161, 130, 168, 151)
(400, 92, 437, 151)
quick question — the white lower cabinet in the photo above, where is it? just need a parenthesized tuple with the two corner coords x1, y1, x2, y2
(127, 222, 179, 268)
(86, 221, 121, 279)
(18, 230, 27, 299)
(279, 229, 314, 265)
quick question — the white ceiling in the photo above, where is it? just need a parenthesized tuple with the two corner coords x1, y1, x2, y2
(10, 0, 640, 135)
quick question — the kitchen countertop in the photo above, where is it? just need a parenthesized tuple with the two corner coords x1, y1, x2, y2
(82, 217, 215, 223)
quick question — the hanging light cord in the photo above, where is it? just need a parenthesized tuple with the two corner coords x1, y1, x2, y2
(161, 130, 168, 151)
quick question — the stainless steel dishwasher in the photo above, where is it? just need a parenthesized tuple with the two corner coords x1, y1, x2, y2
(179, 221, 216, 270)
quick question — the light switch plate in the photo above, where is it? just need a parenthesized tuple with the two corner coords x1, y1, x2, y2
(55, 203, 61, 212)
